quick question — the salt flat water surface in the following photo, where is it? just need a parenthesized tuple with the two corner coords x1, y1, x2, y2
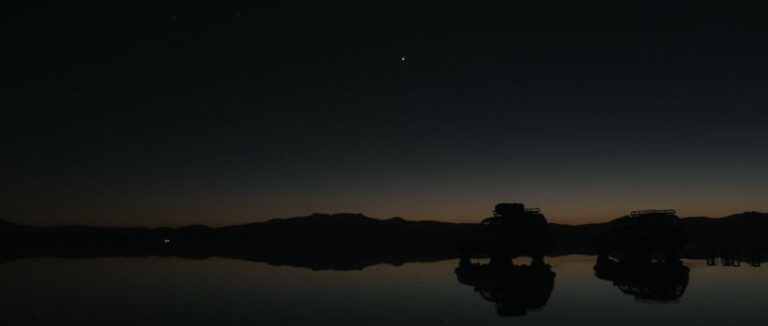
(0, 255, 766, 325)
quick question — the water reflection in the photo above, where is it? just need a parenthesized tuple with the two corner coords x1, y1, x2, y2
(594, 256, 689, 303)
(453, 203, 557, 316)
(1, 255, 767, 325)
(706, 245, 762, 267)
(455, 257, 555, 316)
(592, 209, 691, 303)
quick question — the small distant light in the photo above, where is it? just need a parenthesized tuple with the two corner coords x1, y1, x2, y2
(401, 56, 406, 61)
(164, 239, 171, 243)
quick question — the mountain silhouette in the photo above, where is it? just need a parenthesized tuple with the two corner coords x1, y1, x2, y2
(1, 211, 766, 269)
(0, 213, 474, 270)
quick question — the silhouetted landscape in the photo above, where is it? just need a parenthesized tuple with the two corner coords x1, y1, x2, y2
(2, 211, 765, 270)
(6, 1, 768, 324)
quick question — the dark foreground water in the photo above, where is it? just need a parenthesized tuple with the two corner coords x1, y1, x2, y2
(0, 255, 765, 325)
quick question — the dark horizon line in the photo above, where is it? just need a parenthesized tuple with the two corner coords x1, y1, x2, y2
(3, 210, 766, 230)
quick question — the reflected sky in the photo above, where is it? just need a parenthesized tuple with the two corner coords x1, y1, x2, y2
(0, 256, 766, 325)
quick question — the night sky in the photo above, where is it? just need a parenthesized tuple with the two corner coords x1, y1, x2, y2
(3, 1, 768, 227)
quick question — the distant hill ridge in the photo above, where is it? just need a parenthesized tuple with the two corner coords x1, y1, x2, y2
(3, 211, 766, 228)
(2, 211, 767, 230)
(2, 211, 767, 239)
(1, 211, 766, 270)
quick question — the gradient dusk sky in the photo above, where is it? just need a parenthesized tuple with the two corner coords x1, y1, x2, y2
(3, 1, 767, 227)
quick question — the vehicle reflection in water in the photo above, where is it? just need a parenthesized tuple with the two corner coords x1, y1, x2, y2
(593, 209, 690, 303)
(593, 256, 689, 303)
(455, 257, 555, 316)
(454, 203, 556, 316)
